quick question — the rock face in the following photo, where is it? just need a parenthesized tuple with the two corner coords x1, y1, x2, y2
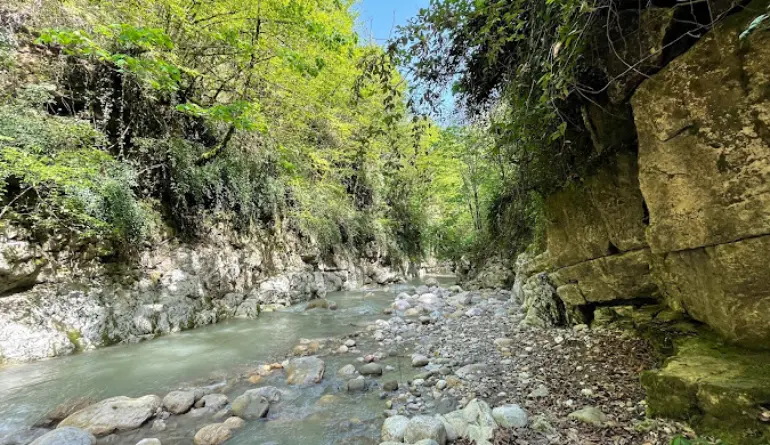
(0, 223, 407, 363)
(630, 0, 770, 348)
(30, 427, 96, 445)
(536, 0, 770, 349)
(532, 0, 770, 441)
(461, 257, 513, 290)
(545, 152, 649, 269)
(549, 249, 659, 305)
(633, 11, 770, 254)
(512, 252, 563, 328)
(285, 357, 325, 385)
(58, 395, 162, 436)
(652, 236, 770, 346)
(534, 151, 661, 326)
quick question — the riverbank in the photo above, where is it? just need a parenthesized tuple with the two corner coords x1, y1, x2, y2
(1, 278, 705, 445)
(0, 222, 408, 364)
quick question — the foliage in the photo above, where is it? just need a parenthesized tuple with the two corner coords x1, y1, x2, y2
(163, 136, 281, 233)
(393, 0, 606, 195)
(410, 123, 547, 261)
(0, 99, 146, 246)
(1, 0, 447, 262)
(37, 26, 187, 93)
(392, 0, 597, 113)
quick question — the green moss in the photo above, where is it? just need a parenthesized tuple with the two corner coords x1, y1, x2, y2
(66, 330, 83, 351)
(100, 330, 121, 347)
(643, 335, 770, 445)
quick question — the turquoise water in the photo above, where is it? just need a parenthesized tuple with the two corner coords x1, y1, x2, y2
(0, 276, 455, 445)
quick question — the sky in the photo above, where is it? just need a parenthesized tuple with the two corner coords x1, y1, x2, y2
(354, 0, 459, 124)
(354, 0, 430, 44)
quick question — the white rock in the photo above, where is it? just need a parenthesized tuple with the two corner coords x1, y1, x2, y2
(31, 428, 96, 445)
(58, 396, 162, 436)
(162, 390, 195, 414)
(492, 404, 528, 428)
(411, 354, 430, 367)
(381, 415, 409, 442)
(404, 415, 447, 445)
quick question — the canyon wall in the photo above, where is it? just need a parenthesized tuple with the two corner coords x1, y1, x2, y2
(514, 1, 770, 442)
(533, 0, 770, 350)
(0, 222, 406, 363)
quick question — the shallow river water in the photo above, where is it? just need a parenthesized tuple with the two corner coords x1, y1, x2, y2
(0, 276, 455, 445)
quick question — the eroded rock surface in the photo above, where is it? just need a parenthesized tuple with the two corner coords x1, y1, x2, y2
(58, 395, 161, 437)
(285, 357, 325, 385)
(642, 335, 770, 444)
(632, 0, 770, 347)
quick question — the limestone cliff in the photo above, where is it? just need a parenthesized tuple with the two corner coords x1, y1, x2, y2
(533, 0, 770, 349)
(0, 221, 406, 363)
(633, 1, 770, 348)
(517, 1, 770, 441)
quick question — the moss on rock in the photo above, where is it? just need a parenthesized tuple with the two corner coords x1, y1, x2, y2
(642, 335, 770, 444)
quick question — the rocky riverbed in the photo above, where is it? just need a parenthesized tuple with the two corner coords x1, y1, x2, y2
(2, 279, 700, 445)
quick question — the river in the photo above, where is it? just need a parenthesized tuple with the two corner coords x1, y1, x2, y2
(0, 276, 455, 445)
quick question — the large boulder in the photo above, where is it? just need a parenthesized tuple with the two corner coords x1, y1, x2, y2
(231, 391, 270, 420)
(238, 386, 282, 403)
(162, 390, 195, 415)
(30, 427, 96, 445)
(39, 397, 97, 427)
(403, 416, 447, 445)
(58, 395, 161, 436)
(193, 423, 232, 445)
(511, 251, 564, 328)
(304, 299, 329, 310)
(641, 336, 770, 444)
(381, 415, 409, 442)
(195, 394, 228, 410)
(286, 356, 325, 385)
(492, 404, 528, 428)
(462, 399, 498, 444)
(359, 363, 383, 376)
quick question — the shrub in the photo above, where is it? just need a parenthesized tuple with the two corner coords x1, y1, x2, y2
(0, 97, 147, 247)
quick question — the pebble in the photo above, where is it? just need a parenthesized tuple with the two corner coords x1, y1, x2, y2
(568, 406, 608, 426)
(359, 363, 383, 376)
(528, 384, 549, 398)
(411, 354, 430, 367)
(383, 380, 399, 391)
